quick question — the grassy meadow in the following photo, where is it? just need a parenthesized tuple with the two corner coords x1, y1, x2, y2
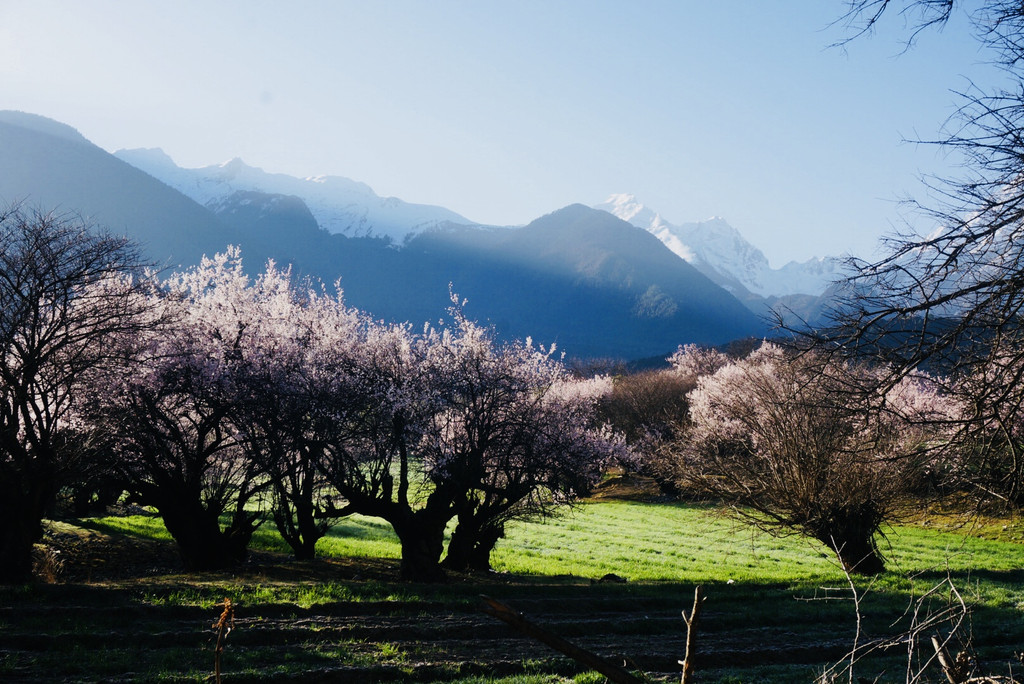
(3, 498, 1023, 683)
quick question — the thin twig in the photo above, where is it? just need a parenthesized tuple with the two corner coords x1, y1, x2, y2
(212, 597, 234, 684)
(679, 585, 706, 684)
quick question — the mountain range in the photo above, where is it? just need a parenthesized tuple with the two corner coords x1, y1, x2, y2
(0, 110, 839, 360)
(114, 147, 471, 243)
(594, 194, 841, 300)
(116, 148, 842, 304)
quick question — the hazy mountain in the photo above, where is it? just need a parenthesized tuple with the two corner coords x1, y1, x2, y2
(2, 111, 767, 360)
(395, 205, 768, 358)
(595, 193, 842, 299)
(0, 111, 248, 268)
(115, 148, 472, 243)
(117, 149, 841, 302)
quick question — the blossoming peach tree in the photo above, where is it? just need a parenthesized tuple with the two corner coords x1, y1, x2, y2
(81, 251, 622, 580)
(676, 342, 955, 575)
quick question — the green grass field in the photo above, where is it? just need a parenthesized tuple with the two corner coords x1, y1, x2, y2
(90, 499, 1024, 585)
(4, 499, 1023, 683)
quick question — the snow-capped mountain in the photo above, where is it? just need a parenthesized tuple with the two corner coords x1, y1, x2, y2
(595, 194, 841, 298)
(114, 148, 473, 243)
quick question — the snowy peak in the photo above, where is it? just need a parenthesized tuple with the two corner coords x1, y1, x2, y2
(215, 157, 249, 178)
(595, 194, 839, 298)
(599, 193, 661, 227)
(114, 148, 473, 243)
(109, 146, 176, 169)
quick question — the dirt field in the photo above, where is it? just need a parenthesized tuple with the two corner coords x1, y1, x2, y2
(0, 520, 869, 683)
(6, 491, 1023, 683)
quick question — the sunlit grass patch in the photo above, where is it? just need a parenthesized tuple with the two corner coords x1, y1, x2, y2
(135, 578, 424, 608)
(313, 514, 403, 559)
(881, 520, 1024, 573)
(85, 499, 1024, 591)
(82, 512, 173, 541)
(84, 510, 406, 560)
(491, 501, 844, 583)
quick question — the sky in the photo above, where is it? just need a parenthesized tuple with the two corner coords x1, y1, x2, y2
(0, 1, 1003, 266)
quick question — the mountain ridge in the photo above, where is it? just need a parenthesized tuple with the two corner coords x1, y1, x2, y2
(113, 143, 843, 302)
(594, 193, 842, 299)
(114, 147, 475, 243)
(0, 111, 254, 268)
(0, 112, 768, 360)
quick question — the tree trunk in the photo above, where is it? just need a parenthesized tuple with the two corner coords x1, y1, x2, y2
(222, 506, 256, 564)
(393, 514, 448, 582)
(291, 494, 322, 561)
(443, 518, 503, 572)
(0, 474, 54, 584)
(157, 500, 249, 571)
(276, 503, 320, 560)
(822, 527, 885, 576)
(271, 478, 324, 560)
(442, 521, 476, 571)
(293, 536, 318, 561)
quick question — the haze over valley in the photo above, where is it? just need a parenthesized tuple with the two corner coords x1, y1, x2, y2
(0, 110, 843, 361)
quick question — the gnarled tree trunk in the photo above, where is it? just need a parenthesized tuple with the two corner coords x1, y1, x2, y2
(813, 516, 886, 576)
(443, 517, 503, 572)
(392, 512, 448, 582)
(155, 496, 253, 571)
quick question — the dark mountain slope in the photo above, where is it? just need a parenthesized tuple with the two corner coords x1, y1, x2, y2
(0, 111, 244, 268)
(389, 206, 768, 358)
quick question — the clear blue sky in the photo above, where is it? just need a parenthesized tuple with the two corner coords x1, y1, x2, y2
(0, 1, 998, 265)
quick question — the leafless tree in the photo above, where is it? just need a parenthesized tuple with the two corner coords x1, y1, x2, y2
(597, 346, 730, 497)
(813, 1, 1024, 509)
(597, 369, 694, 496)
(0, 206, 153, 583)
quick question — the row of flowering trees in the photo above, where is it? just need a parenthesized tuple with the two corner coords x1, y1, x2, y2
(0, 209, 623, 584)
(10, 208, 1015, 583)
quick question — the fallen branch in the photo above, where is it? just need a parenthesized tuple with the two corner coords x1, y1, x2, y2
(479, 595, 644, 684)
(932, 634, 968, 684)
